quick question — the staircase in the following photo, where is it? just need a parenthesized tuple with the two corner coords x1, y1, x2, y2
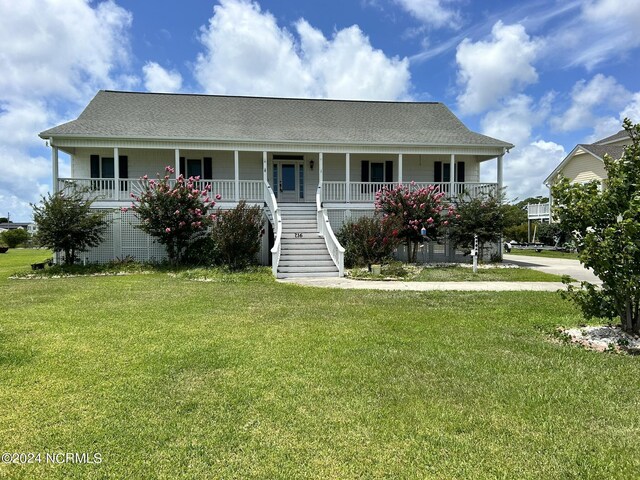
(277, 203, 339, 278)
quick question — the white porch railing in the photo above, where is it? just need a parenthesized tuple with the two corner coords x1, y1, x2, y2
(321, 181, 498, 203)
(264, 181, 282, 277)
(317, 184, 345, 276)
(58, 178, 264, 203)
(527, 203, 550, 220)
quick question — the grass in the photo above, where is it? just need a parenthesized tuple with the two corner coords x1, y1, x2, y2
(507, 249, 580, 260)
(1, 250, 639, 479)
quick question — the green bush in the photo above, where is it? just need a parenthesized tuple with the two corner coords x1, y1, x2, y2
(210, 201, 264, 270)
(337, 216, 401, 268)
(504, 223, 528, 243)
(1, 228, 29, 248)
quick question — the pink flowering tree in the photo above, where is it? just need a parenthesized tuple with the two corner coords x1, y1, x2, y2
(374, 182, 456, 262)
(127, 166, 221, 265)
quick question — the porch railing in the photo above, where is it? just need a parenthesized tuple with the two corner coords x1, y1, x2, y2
(316, 184, 345, 276)
(527, 203, 550, 220)
(264, 181, 282, 277)
(57, 178, 265, 203)
(321, 181, 498, 203)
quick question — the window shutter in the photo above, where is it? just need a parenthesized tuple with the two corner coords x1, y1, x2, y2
(360, 161, 369, 182)
(456, 161, 465, 182)
(434, 161, 442, 182)
(443, 163, 451, 183)
(203, 157, 213, 179)
(119, 156, 128, 178)
(90, 155, 100, 178)
(179, 157, 185, 177)
(385, 161, 393, 182)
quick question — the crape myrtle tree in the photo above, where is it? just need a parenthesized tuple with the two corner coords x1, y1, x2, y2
(374, 182, 454, 263)
(447, 192, 505, 262)
(552, 119, 640, 333)
(336, 215, 402, 268)
(32, 188, 109, 265)
(128, 166, 220, 265)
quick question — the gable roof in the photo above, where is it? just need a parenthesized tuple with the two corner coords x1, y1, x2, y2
(544, 130, 630, 185)
(40, 90, 513, 149)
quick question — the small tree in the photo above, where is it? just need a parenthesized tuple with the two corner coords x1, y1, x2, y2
(129, 167, 218, 265)
(32, 188, 109, 265)
(1, 228, 29, 248)
(552, 119, 640, 333)
(337, 215, 401, 268)
(448, 192, 505, 261)
(210, 201, 264, 270)
(375, 183, 452, 262)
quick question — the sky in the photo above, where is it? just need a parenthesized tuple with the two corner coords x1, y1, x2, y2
(1, 0, 639, 221)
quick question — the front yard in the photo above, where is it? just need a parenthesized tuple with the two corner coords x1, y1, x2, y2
(1, 250, 638, 479)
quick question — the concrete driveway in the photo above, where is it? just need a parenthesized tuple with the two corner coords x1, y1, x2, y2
(503, 253, 602, 284)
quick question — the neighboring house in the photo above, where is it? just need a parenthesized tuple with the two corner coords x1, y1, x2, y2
(533, 129, 631, 222)
(0, 222, 37, 235)
(40, 90, 512, 277)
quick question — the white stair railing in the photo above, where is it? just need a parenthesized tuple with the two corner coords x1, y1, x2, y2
(264, 181, 282, 276)
(316, 184, 345, 276)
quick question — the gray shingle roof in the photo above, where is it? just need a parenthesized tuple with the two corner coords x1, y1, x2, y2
(40, 90, 513, 148)
(579, 143, 625, 161)
(594, 129, 629, 145)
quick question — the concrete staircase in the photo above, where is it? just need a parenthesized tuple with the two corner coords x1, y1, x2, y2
(277, 203, 339, 278)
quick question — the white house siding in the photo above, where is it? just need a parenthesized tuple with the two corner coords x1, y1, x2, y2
(562, 152, 606, 183)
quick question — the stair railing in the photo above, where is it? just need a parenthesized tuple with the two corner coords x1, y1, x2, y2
(264, 181, 282, 276)
(316, 184, 345, 276)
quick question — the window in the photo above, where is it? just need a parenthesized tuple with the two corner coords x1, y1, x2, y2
(179, 157, 213, 179)
(90, 154, 128, 180)
(187, 159, 202, 178)
(361, 160, 394, 183)
(434, 161, 465, 182)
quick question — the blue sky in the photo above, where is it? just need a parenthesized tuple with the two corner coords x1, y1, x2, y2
(1, 0, 639, 221)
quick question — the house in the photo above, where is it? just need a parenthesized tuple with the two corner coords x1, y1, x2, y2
(40, 90, 512, 277)
(541, 129, 631, 220)
(0, 222, 37, 235)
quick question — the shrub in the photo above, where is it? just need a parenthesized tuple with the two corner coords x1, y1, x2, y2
(337, 215, 401, 268)
(552, 119, 640, 333)
(210, 201, 264, 270)
(504, 223, 528, 243)
(1, 228, 29, 248)
(129, 167, 218, 265)
(374, 183, 453, 263)
(448, 192, 505, 261)
(32, 188, 109, 265)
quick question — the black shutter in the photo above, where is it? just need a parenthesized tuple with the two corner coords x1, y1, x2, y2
(119, 156, 128, 178)
(179, 157, 185, 177)
(360, 161, 369, 182)
(90, 155, 100, 178)
(119, 155, 128, 191)
(203, 157, 213, 179)
(385, 161, 393, 182)
(443, 163, 451, 183)
(456, 161, 465, 182)
(434, 161, 442, 182)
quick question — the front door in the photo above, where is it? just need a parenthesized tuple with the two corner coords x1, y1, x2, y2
(273, 162, 304, 202)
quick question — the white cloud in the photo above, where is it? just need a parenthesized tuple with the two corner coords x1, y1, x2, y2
(0, 0, 134, 221)
(481, 140, 566, 200)
(620, 93, 640, 124)
(142, 62, 183, 93)
(393, 0, 461, 28)
(194, 0, 411, 100)
(566, 0, 640, 69)
(550, 74, 631, 132)
(455, 21, 541, 115)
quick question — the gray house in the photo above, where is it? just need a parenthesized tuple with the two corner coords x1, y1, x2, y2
(40, 90, 512, 277)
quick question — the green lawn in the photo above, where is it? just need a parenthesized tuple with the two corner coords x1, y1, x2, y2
(412, 265, 564, 282)
(507, 249, 580, 260)
(1, 250, 639, 479)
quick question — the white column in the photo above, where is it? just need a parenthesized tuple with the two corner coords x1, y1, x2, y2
(51, 143, 59, 193)
(234, 150, 240, 202)
(398, 153, 403, 185)
(449, 153, 456, 198)
(319, 152, 324, 185)
(113, 147, 119, 200)
(345, 153, 350, 203)
(263, 151, 268, 183)
(497, 154, 504, 201)
(548, 186, 553, 222)
(174, 149, 180, 179)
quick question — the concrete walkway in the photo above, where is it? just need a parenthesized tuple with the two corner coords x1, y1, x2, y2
(503, 253, 601, 284)
(279, 254, 601, 291)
